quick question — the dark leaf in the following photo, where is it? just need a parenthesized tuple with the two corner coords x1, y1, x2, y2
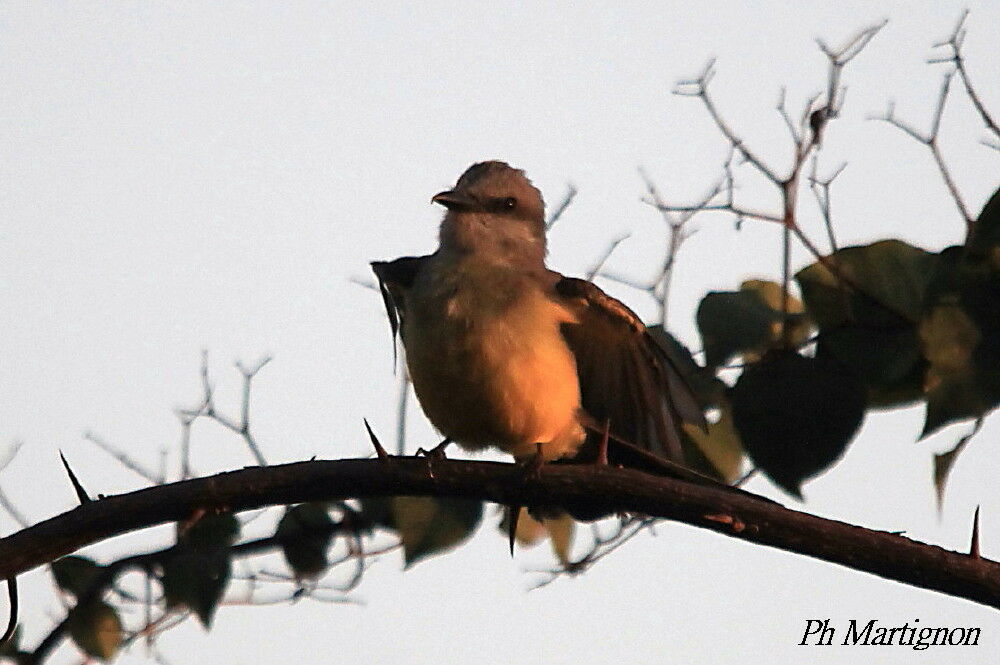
(67, 600, 122, 661)
(966, 185, 1000, 267)
(163, 511, 239, 628)
(392, 496, 482, 567)
(696, 291, 781, 370)
(730, 350, 866, 498)
(51, 555, 102, 598)
(161, 547, 232, 628)
(797, 239, 938, 407)
(0, 626, 21, 657)
(357, 497, 396, 533)
(179, 512, 240, 548)
(933, 418, 983, 510)
(276, 503, 335, 580)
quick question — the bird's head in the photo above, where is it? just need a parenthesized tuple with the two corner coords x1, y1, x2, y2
(434, 161, 546, 266)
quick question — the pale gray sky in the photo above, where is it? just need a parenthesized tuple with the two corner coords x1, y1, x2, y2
(2, 2, 999, 664)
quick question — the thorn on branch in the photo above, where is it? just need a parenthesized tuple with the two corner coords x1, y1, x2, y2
(506, 505, 520, 556)
(363, 419, 390, 462)
(59, 451, 92, 505)
(970, 505, 981, 560)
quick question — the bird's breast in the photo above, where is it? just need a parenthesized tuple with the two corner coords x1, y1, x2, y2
(402, 266, 584, 460)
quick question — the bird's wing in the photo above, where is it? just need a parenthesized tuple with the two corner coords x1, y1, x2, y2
(371, 256, 430, 366)
(553, 275, 707, 464)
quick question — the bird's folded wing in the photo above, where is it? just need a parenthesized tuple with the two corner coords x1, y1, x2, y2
(553, 275, 707, 463)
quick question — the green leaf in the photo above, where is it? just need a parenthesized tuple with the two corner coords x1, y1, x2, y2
(499, 505, 546, 547)
(796, 239, 938, 406)
(51, 555, 102, 597)
(543, 513, 576, 566)
(967, 185, 1000, 268)
(696, 291, 781, 370)
(392, 496, 482, 567)
(67, 600, 122, 661)
(920, 302, 985, 435)
(695, 281, 810, 370)
(919, 245, 1000, 436)
(276, 503, 335, 580)
(497, 508, 575, 565)
(729, 350, 866, 498)
(682, 397, 745, 484)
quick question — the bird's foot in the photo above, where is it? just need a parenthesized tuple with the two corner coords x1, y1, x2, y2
(516, 443, 546, 481)
(416, 437, 452, 461)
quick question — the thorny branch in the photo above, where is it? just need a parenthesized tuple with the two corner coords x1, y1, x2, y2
(1, 458, 998, 614)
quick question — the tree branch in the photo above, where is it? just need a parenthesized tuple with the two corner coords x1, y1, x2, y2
(1, 457, 997, 610)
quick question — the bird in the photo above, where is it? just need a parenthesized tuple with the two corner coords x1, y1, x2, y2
(371, 160, 709, 479)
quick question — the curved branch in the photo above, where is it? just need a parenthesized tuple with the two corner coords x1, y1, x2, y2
(0, 457, 997, 609)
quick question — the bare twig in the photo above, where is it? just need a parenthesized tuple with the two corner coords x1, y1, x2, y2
(872, 70, 975, 232)
(176, 352, 270, 468)
(546, 184, 578, 230)
(674, 59, 782, 186)
(394, 369, 411, 456)
(84, 432, 165, 485)
(0, 442, 29, 528)
(808, 158, 847, 253)
(584, 233, 631, 282)
(928, 10, 1000, 143)
(529, 515, 659, 588)
(660, 22, 894, 326)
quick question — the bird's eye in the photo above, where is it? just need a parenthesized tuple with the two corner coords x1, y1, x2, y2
(503, 197, 517, 209)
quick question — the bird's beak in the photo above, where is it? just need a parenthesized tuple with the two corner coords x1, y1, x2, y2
(432, 190, 477, 211)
